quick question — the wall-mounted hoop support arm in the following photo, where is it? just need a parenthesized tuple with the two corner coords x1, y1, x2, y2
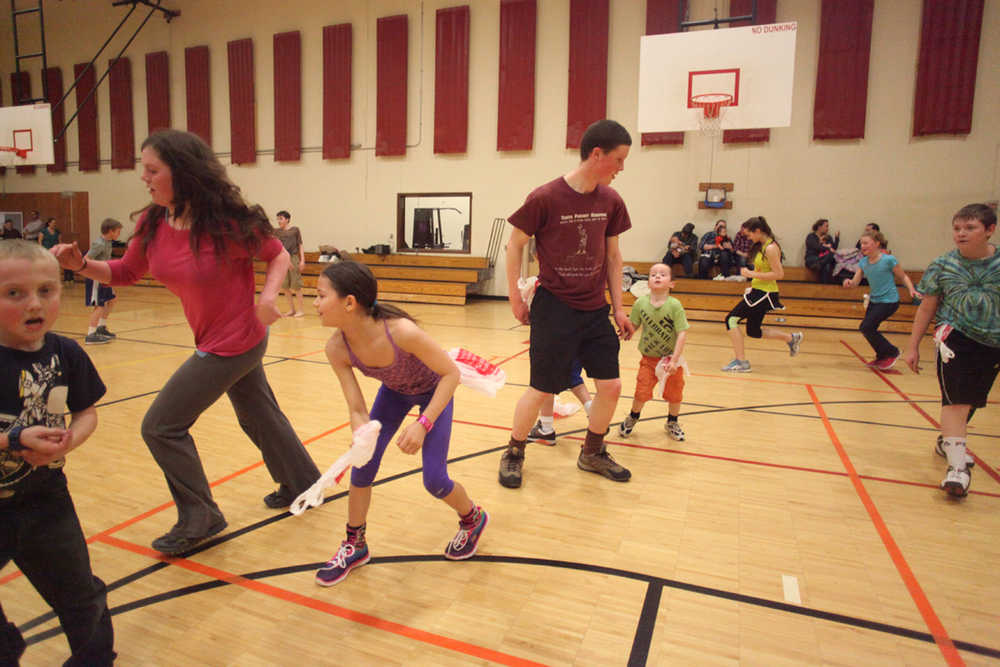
(679, 0, 756, 30)
(54, 1, 177, 143)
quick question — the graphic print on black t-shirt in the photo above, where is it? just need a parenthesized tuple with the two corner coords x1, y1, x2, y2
(1, 334, 106, 490)
(0, 356, 67, 488)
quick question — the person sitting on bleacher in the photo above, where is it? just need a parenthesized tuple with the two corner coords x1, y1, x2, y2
(697, 220, 734, 279)
(663, 222, 698, 278)
(732, 221, 753, 269)
(805, 218, 840, 283)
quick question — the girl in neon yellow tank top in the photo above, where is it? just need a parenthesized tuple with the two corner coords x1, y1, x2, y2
(721, 217, 804, 372)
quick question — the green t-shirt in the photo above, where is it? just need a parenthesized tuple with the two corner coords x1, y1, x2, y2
(917, 248, 1000, 347)
(628, 294, 690, 357)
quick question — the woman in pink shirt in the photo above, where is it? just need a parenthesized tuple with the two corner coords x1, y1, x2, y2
(53, 130, 319, 555)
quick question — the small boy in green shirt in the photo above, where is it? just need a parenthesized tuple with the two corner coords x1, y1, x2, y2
(618, 263, 690, 441)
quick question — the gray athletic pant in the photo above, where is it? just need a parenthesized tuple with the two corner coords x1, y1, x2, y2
(141, 333, 320, 537)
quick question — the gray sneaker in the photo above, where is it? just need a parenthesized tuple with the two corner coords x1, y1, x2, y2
(788, 332, 803, 356)
(95, 325, 116, 338)
(618, 415, 637, 438)
(84, 332, 112, 345)
(498, 445, 525, 488)
(527, 420, 556, 446)
(577, 447, 631, 482)
(721, 359, 751, 372)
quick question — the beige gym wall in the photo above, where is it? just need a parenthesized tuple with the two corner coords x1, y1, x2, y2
(0, 0, 996, 296)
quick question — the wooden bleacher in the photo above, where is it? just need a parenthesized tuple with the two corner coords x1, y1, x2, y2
(616, 261, 924, 333)
(253, 252, 490, 306)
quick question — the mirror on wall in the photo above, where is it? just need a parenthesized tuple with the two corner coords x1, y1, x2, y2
(396, 192, 471, 253)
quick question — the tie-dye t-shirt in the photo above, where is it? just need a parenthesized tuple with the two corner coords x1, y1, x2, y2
(916, 248, 1000, 347)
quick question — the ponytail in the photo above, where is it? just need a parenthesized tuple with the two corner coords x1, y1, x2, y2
(321, 261, 415, 323)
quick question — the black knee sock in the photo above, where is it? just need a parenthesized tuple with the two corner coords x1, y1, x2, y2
(629, 410, 641, 420)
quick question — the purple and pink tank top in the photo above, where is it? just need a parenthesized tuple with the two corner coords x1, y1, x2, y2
(342, 320, 440, 395)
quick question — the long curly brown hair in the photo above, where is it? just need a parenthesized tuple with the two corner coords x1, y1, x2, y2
(131, 130, 273, 259)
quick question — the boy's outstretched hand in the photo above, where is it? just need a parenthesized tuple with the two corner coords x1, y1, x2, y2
(903, 348, 920, 373)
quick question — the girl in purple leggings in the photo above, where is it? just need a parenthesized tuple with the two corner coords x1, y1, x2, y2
(312, 261, 488, 586)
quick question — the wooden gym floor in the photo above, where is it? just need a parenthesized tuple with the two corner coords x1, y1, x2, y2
(6, 285, 999, 666)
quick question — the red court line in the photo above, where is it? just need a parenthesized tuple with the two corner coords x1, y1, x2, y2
(689, 370, 939, 398)
(573, 437, 1000, 499)
(95, 534, 547, 667)
(493, 346, 530, 367)
(806, 384, 964, 666)
(0, 422, 353, 587)
(840, 341, 1000, 486)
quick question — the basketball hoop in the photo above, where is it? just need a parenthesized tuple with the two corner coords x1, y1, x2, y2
(691, 93, 733, 135)
(0, 146, 28, 159)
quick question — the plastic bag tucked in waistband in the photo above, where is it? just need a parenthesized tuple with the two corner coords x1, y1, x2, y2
(449, 348, 507, 397)
(653, 354, 690, 397)
(517, 276, 539, 308)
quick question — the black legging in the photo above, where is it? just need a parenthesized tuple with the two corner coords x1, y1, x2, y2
(806, 254, 836, 283)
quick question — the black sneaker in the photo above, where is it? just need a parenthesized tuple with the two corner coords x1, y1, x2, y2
(527, 420, 556, 446)
(577, 447, 631, 482)
(263, 487, 295, 509)
(151, 520, 228, 556)
(498, 446, 524, 488)
(96, 325, 117, 338)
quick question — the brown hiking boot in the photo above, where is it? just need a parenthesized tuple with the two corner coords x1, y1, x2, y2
(498, 445, 525, 488)
(577, 446, 631, 482)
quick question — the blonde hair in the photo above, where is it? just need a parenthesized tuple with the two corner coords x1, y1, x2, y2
(0, 238, 59, 266)
(860, 230, 887, 248)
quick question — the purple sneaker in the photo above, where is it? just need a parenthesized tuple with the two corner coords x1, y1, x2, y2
(444, 507, 489, 560)
(315, 541, 371, 586)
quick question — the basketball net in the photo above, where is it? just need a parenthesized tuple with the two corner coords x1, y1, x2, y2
(0, 146, 28, 159)
(691, 93, 733, 137)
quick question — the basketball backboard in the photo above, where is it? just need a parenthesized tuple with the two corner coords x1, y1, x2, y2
(0, 103, 54, 166)
(637, 22, 797, 133)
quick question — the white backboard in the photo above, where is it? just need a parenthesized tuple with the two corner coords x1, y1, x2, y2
(0, 103, 55, 166)
(638, 22, 797, 133)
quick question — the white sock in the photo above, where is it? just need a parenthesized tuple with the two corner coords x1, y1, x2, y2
(98, 318, 107, 327)
(583, 400, 592, 416)
(539, 415, 554, 432)
(942, 437, 968, 470)
(87, 326, 97, 335)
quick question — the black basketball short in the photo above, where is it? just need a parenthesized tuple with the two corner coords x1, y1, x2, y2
(528, 287, 620, 394)
(724, 288, 782, 339)
(937, 327, 1000, 408)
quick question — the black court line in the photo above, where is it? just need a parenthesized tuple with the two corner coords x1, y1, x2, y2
(18, 426, 1000, 659)
(23, 555, 1000, 661)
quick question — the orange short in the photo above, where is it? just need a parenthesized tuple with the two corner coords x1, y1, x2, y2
(633, 354, 684, 404)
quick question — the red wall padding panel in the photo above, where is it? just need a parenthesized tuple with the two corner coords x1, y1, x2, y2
(566, 0, 608, 149)
(376, 15, 408, 156)
(185, 46, 211, 145)
(228, 38, 257, 164)
(322, 23, 352, 159)
(497, 0, 535, 151)
(813, 0, 873, 139)
(273, 31, 301, 162)
(723, 0, 777, 144)
(642, 0, 685, 146)
(44, 67, 66, 173)
(434, 5, 470, 154)
(73, 63, 100, 171)
(10, 72, 34, 173)
(913, 0, 984, 136)
(145, 51, 170, 135)
(109, 58, 135, 170)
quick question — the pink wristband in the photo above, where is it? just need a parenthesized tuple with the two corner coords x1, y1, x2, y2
(417, 414, 433, 432)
